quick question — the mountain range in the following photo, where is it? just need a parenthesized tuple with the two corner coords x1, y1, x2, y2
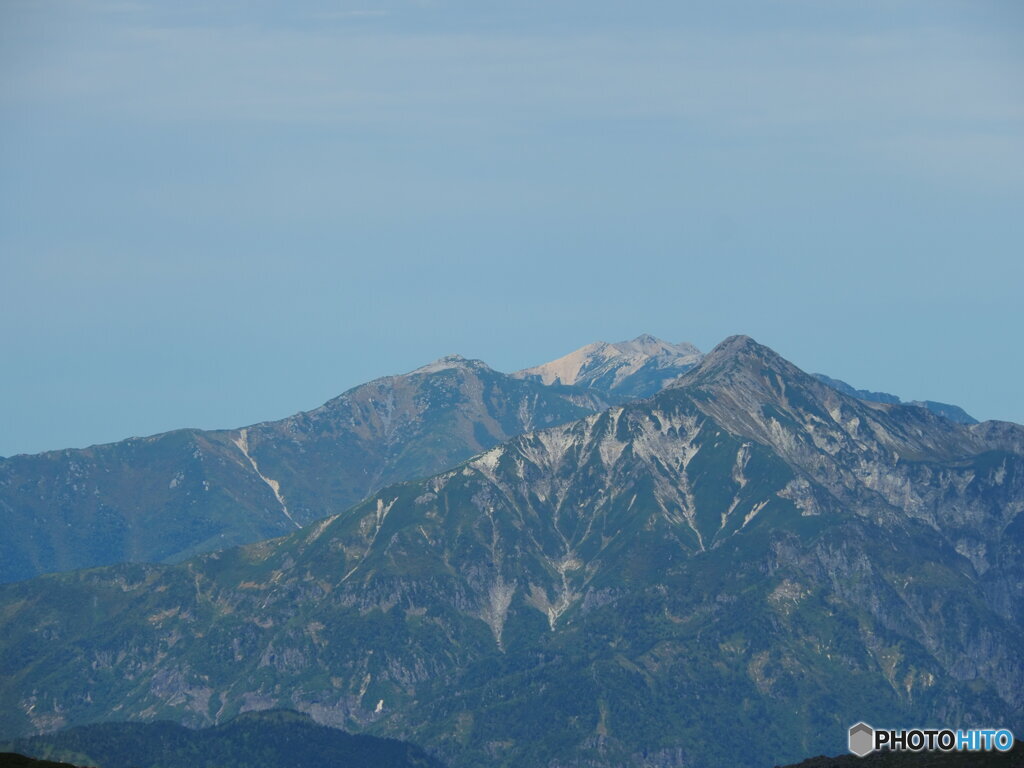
(0, 335, 1017, 768)
(0, 356, 604, 583)
(0, 336, 974, 584)
(810, 375, 977, 425)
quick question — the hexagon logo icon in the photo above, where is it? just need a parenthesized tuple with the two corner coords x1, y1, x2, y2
(848, 722, 875, 757)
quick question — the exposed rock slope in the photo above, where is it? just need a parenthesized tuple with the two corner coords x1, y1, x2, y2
(1, 338, 1021, 768)
(513, 334, 703, 401)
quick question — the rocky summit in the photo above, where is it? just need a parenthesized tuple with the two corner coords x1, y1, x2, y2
(512, 334, 703, 401)
(0, 336, 1020, 768)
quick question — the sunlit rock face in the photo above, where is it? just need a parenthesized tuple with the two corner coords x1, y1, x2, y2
(513, 334, 703, 401)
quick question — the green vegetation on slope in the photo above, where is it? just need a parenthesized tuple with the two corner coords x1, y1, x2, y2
(2, 710, 444, 768)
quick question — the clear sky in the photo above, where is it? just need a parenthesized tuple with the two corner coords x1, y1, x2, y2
(1, 0, 1022, 456)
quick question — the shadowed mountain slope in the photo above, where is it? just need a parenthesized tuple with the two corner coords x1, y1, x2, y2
(1, 709, 444, 768)
(812, 374, 977, 425)
(0, 357, 605, 582)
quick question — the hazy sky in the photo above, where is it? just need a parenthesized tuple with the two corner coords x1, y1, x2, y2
(1, 0, 1022, 456)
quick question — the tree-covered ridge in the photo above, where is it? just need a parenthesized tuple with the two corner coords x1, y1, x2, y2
(1, 710, 444, 768)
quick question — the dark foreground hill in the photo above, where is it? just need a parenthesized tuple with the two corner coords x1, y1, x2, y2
(0, 753, 82, 768)
(778, 742, 1023, 767)
(1, 709, 443, 768)
(0, 337, 1020, 768)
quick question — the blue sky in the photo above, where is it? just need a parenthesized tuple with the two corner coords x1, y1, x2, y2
(1, 0, 1022, 456)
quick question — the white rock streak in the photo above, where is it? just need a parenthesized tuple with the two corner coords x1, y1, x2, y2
(342, 497, 397, 583)
(480, 577, 516, 649)
(232, 428, 301, 529)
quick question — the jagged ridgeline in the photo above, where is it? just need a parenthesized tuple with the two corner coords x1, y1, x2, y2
(0, 337, 1019, 768)
(0, 357, 608, 583)
(1, 710, 444, 768)
(0, 334, 973, 585)
(0, 336, 709, 584)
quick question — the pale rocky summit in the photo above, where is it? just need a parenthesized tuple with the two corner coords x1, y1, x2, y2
(512, 334, 703, 401)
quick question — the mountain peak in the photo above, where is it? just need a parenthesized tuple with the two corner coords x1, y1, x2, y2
(677, 334, 794, 387)
(611, 334, 701, 359)
(511, 342, 610, 387)
(409, 354, 491, 376)
(705, 334, 766, 359)
(669, 335, 984, 469)
(666, 334, 846, 443)
(512, 335, 702, 399)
